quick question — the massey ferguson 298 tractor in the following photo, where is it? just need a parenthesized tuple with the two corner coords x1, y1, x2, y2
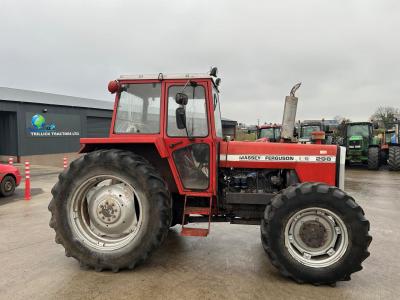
(49, 68, 371, 285)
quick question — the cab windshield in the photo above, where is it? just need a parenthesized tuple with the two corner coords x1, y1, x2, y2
(301, 125, 321, 139)
(260, 128, 274, 139)
(347, 125, 369, 138)
(386, 131, 394, 144)
(114, 83, 161, 134)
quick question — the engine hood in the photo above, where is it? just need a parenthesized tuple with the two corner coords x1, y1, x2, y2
(220, 141, 337, 161)
(219, 141, 339, 187)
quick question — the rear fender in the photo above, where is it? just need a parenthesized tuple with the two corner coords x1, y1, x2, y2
(80, 142, 178, 193)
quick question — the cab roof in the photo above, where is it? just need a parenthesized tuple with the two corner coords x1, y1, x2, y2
(119, 73, 214, 81)
(347, 122, 372, 125)
(258, 124, 281, 129)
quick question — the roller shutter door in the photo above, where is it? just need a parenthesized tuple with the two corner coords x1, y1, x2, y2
(0, 111, 18, 155)
(86, 116, 111, 137)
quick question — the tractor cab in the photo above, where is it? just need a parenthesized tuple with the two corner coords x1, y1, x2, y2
(256, 124, 281, 142)
(299, 122, 322, 143)
(343, 122, 381, 169)
(345, 122, 374, 149)
(384, 130, 395, 145)
(380, 121, 400, 170)
(299, 120, 337, 144)
(384, 122, 400, 145)
(107, 70, 222, 194)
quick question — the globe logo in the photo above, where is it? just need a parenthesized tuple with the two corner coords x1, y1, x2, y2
(31, 114, 46, 129)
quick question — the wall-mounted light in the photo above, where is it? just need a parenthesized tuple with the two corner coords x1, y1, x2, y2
(42, 108, 48, 113)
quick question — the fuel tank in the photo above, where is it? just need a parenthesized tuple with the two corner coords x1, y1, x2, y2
(219, 141, 340, 187)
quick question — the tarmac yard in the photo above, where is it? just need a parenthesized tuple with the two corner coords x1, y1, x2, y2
(0, 165, 399, 299)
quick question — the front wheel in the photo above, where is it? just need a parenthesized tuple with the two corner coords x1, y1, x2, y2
(49, 149, 172, 271)
(261, 183, 371, 285)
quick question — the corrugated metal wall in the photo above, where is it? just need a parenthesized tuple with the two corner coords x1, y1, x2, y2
(0, 100, 112, 156)
(86, 116, 111, 138)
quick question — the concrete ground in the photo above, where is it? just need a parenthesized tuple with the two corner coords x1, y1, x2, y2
(0, 165, 399, 300)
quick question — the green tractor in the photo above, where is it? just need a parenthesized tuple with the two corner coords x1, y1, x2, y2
(343, 122, 381, 170)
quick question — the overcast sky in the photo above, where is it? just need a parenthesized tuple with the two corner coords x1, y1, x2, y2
(1, 0, 399, 124)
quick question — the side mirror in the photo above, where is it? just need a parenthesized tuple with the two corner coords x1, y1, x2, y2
(210, 67, 218, 77)
(175, 93, 188, 105)
(176, 107, 186, 129)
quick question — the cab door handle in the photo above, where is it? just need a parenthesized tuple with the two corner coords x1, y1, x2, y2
(169, 141, 183, 149)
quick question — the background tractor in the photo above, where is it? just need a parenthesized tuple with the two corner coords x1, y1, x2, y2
(340, 122, 381, 170)
(298, 120, 338, 144)
(380, 122, 400, 170)
(49, 68, 371, 285)
(256, 124, 281, 142)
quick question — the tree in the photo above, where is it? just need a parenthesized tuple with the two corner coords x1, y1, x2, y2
(371, 106, 400, 128)
(333, 115, 351, 124)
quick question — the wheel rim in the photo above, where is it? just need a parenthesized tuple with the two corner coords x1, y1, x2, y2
(4, 180, 13, 192)
(69, 175, 143, 251)
(284, 207, 349, 268)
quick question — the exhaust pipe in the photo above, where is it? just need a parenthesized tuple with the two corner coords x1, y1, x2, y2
(281, 83, 301, 141)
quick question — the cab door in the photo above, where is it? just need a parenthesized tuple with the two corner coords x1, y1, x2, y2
(163, 80, 216, 196)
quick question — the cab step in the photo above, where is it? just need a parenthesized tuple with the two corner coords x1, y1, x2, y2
(184, 206, 210, 215)
(180, 196, 212, 237)
(180, 227, 209, 237)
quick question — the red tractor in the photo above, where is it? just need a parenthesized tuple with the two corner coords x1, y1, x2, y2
(256, 124, 282, 142)
(49, 69, 371, 285)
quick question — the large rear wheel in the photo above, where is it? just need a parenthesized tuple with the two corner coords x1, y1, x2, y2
(388, 146, 400, 171)
(49, 149, 172, 271)
(261, 183, 371, 285)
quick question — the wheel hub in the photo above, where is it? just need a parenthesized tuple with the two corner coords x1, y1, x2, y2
(299, 220, 328, 248)
(96, 199, 121, 224)
(86, 183, 138, 236)
(4, 181, 12, 192)
(285, 207, 349, 268)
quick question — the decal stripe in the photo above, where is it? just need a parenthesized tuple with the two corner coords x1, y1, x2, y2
(220, 154, 336, 163)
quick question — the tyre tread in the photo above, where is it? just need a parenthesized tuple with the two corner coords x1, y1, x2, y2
(261, 183, 371, 285)
(388, 146, 400, 171)
(48, 149, 172, 272)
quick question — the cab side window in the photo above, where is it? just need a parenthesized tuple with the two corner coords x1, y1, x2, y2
(167, 85, 208, 137)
